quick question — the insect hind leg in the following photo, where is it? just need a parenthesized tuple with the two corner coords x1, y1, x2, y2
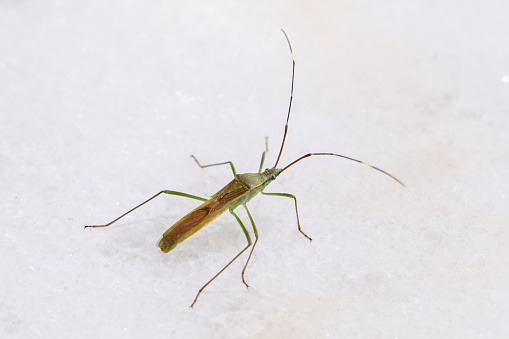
(84, 190, 208, 229)
(190, 209, 252, 308)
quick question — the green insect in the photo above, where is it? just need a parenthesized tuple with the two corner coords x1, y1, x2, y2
(85, 29, 405, 308)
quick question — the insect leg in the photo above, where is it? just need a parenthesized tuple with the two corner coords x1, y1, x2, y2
(261, 192, 312, 241)
(241, 204, 258, 287)
(258, 137, 269, 173)
(190, 209, 252, 308)
(85, 190, 207, 229)
(190, 155, 237, 176)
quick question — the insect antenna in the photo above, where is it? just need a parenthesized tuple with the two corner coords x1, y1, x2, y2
(273, 28, 294, 168)
(280, 153, 405, 186)
(273, 30, 404, 187)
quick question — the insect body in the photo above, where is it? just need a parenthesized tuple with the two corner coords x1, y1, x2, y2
(85, 30, 404, 308)
(159, 168, 281, 253)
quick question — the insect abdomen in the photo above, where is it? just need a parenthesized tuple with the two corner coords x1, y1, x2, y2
(158, 202, 225, 253)
(158, 176, 256, 253)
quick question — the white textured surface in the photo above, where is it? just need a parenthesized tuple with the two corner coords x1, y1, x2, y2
(1, 1, 508, 338)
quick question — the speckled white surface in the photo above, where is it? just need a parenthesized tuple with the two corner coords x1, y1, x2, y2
(1, 1, 508, 338)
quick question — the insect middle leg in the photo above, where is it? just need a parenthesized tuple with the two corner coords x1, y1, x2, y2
(261, 192, 312, 241)
(240, 204, 259, 287)
(191, 155, 237, 176)
(190, 208, 253, 308)
(84, 190, 208, 229)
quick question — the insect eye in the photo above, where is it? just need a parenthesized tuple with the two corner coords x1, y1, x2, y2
(271, 175, 276, 181)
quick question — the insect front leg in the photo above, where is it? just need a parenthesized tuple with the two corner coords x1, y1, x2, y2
(190, 209, 252, 308)
(190, 155, 237, 176)
(85, 190, 208, 229)
(258, 136, 269, 173)
(261, 192, 312, 241)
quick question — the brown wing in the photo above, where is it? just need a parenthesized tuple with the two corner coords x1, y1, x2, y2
(159, 178, 250, 253)
(211, 177, 250, 204)
(159, 205, 212, 252)
(176, 207, 211, 232)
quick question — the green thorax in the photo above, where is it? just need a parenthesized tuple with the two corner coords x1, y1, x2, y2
(218, 167, 282, 210)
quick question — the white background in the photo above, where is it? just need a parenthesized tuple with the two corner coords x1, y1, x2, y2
(1, 0, 508, 338)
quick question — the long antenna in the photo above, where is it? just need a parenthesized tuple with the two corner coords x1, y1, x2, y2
(280, 153, 405, 186)
(273, 30, 404, 187)
(273, 29, 294, 168)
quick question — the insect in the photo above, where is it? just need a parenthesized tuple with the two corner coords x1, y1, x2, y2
(85, 29, 405, 308)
